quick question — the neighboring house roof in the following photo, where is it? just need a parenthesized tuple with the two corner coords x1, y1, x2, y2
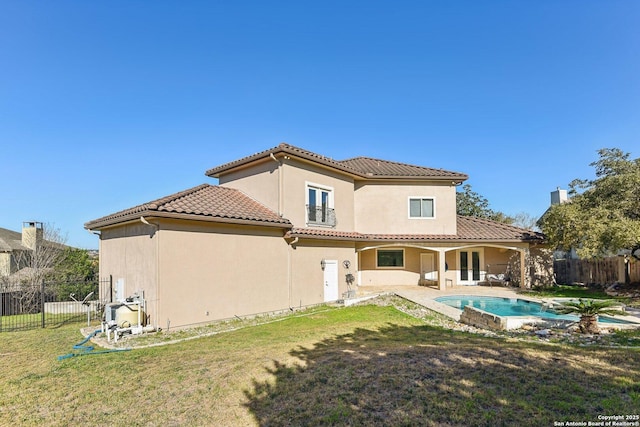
(0, 227, 29, 253)
(85, 184, 292, 230)
(285, 216, 544, 243)
(206, 143, 468, 182)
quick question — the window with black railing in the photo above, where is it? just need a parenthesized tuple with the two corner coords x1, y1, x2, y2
(307, 185, 336, 227)
(306, 204, 336, 226)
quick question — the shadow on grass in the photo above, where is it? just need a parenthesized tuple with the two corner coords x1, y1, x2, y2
(244, 324, 640, 426)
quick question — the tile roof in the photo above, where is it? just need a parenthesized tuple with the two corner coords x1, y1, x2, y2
(455, 216, 545, 241)
(85, 184, 292, 230)
(285, 216, 544, 243)
(206, 143, 468, 181)
(87, 182, 543, 244)
(336, 157, 464, 179)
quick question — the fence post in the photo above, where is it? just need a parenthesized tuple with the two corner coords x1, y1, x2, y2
(109, 274, 113, 303)
(41, 279, 45, 329)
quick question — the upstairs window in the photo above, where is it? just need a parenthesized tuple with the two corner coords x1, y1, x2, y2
(409, 197, 435, 218)
(307, 183, 335, 227)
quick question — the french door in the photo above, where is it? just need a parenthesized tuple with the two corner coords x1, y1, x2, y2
(458, 249, 483, 285)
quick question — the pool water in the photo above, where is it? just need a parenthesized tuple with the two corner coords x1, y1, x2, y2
(434, 296, 630, 324)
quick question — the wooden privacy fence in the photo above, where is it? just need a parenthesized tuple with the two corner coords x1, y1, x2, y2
(554, 257, 640, 286)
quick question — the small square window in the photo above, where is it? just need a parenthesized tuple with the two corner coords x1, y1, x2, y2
(409, 198, 434, 218)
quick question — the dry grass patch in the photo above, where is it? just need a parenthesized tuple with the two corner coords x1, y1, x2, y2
(244, 324, 640, 426)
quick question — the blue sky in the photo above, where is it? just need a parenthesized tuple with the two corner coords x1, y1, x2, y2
(1, 1, 638, 249)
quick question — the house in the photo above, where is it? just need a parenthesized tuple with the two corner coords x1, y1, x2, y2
(0, 222, 44, 277)
(85, 143, 545, 329)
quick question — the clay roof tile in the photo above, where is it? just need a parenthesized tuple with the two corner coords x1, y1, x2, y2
(85, 184, 291, 230)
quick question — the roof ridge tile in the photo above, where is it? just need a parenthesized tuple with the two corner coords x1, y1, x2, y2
(206, 143, 467, 180)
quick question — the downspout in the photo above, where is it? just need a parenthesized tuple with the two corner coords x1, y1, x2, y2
(141, 216, 160, 330)
(287, 237, 298, 309)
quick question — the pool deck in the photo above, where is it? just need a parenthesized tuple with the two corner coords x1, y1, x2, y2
(354, 284, 640, 325)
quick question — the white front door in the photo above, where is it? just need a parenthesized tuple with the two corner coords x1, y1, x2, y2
(323, 260, 339, 302)
(420, 253, 436, 282)
(458, 249, 484, 285)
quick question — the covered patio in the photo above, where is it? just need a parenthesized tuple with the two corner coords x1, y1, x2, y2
(356, 242, 533, 290)
(353, 215, 546, 290)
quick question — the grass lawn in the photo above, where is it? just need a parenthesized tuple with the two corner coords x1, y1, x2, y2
(526, 284, 612, 299)
(1, 301, 639, 426)
(0, 312, 89, 332)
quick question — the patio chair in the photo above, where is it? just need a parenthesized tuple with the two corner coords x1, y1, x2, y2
(486, 273, 511, 287)
(485, 264, 511, 287)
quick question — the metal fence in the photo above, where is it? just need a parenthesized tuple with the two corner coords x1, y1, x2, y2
(0, 278, 102, 332)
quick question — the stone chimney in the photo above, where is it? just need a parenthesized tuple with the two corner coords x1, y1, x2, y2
(550, 188, 568, 205)
(22, 221, 43, 251)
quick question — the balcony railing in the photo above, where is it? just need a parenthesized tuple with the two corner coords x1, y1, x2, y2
(306, 205, 336, 227)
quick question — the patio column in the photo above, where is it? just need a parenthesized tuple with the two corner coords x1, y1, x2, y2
(438, 250, 447, 291)
(519, 248, 528, 288)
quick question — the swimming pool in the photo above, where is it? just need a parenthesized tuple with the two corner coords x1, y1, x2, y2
(434, 295, 630, 324)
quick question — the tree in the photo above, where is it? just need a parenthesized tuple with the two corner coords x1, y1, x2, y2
(456, 184, 494, 218)
(509, 212, 540, 231)
(54, 248, 98, 281)
(10, 223, 68, 312)
(456, 184, 517, 225)
(555, 299, 626, 334)
(52, 247, 98, 301)
(539, 148, 640, 258)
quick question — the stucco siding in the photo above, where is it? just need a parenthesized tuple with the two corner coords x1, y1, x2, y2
(157, 221, 290, 328)
(289, 240, 356, 305)
(218, 158, 356, 231)
(358, 247, 423, 286)
(99, 223, 158, 315)
(281, 160, 355, 231)
(484, 247, 514, 275)
(354, 181, 457, 234)
(218, 159, 280, 214)
(98, 219, 361, 329)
